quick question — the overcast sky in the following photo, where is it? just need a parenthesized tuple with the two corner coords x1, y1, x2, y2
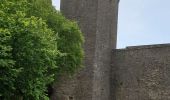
(52, 0, 170, 48)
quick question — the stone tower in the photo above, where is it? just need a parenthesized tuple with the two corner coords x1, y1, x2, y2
(51, 0, 170, 100)
(51, 0, 119, 100)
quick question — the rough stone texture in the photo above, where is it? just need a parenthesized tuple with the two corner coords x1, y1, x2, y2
(51, 0, 119, 100)
(51, 0, 170, 100)
(111, 44, 170, 100)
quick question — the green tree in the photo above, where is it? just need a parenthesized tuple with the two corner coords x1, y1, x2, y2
(0, 27, 18, 99)
(28, 0, 84, 77)
(0, 0, 84, 99)
(13, 16, 58, 100)
(0, 0, 59, 99)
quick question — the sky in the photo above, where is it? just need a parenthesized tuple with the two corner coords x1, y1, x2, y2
(52, 0, 170, 48)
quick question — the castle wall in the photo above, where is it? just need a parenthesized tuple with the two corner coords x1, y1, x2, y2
(51, 0, 119, 100)
(51, 1, 170, 100)
(111, 44, 170, 100)
(51, 0, 98, 99)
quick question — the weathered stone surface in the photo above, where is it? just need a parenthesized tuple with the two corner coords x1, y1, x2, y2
(51, 0, 119, 100)
(51, 0, 170, 100)
(111, 44, 170, 100)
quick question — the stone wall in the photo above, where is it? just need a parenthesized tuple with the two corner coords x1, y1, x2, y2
(51, 0, 170, 100)
(111, 44, 170, 100)
(52, 0, 98, 100)
(51, 0, 119, 100)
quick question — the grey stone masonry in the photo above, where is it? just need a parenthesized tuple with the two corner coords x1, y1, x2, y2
(111, 44, 170, 100)
(51, 0, 119, 100)
(51, 0, 170, 100)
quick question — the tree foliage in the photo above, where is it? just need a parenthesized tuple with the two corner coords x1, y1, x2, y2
(12, 16, 58, 99)
(0, 0, 59, 99)
(0, 28, 18, 99)
(0, 0, 84, 99)
(28, 0, 84, 76)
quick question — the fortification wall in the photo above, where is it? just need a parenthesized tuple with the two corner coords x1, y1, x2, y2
(111, 44, 170, 100)
(51, 0, 119, 100)
(52, 1, 98, 100)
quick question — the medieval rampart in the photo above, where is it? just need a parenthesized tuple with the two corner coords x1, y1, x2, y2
(111, 44, 170, 100)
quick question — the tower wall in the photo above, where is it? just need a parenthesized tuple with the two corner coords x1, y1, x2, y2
(51, 0, 119, 100)
(51, 1, 170, 100)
